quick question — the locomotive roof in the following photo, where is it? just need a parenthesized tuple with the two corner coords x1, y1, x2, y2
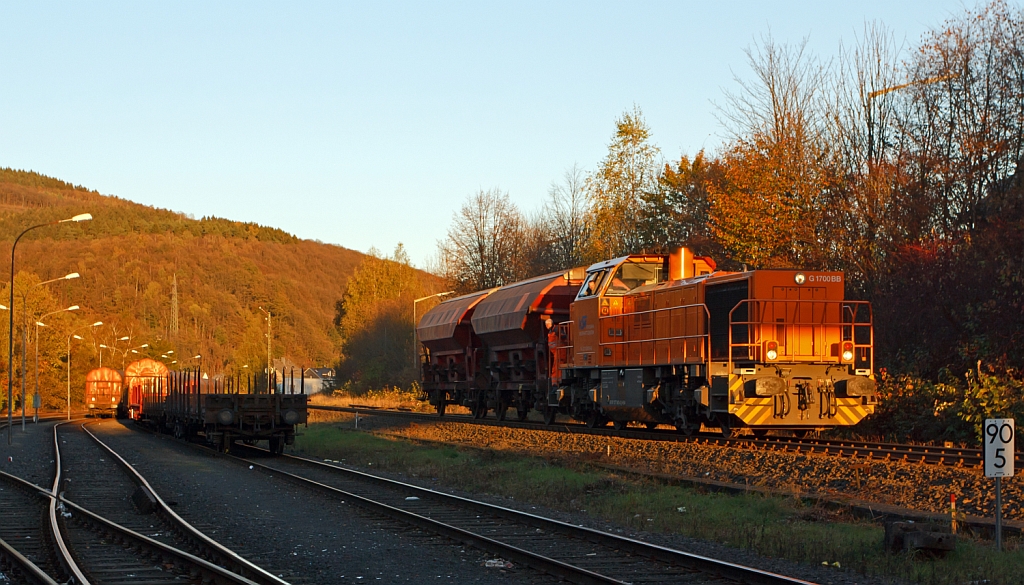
(585, 254, 665, 272)
(416, 288, 494, 343)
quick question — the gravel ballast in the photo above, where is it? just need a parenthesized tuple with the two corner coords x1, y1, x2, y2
(3, 418, 550, 584)
(352, 415, 1021, 523)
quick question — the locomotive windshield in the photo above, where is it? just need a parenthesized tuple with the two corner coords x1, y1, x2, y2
(577, 269, 608, 299)
(604, 261, 665, 296)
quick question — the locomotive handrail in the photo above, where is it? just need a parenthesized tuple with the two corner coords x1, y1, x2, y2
(727, 299, 873, 376)
(598, 303, 711, 365)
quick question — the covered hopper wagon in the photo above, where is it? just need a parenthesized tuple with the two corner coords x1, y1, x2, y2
(418, 268, 586, 419)
(84, 367, 123, 417)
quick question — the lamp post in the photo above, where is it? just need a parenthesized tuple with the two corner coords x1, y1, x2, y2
(7, 212, 91, 444)
(258, 306, 272, 393)
(67, 321, 102, 420)
(412, 291, 454, 371)
(18, 273, 80, 431)
(127, 344, 149, 361)
(34, 305, 79, 423)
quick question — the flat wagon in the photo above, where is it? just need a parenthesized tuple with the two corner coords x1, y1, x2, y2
(155, 369, 307, 454)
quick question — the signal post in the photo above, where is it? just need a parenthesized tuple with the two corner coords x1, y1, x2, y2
(984, 418, 1015, 551)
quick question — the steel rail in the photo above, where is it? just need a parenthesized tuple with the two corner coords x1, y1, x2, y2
(0, 535, 57, 585)
(233, 455, 624, 584)
(50, 421, 265, 585)
(229, 446, 817, 585)
(79, 422, 291, 585)
(0, 419, 59, 585)
(310, 404, 1023, 468)
(48, 421, 91, 585)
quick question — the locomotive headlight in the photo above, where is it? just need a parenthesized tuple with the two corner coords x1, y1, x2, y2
(91, 397, 96, 401)
(841, 342, 854, 362)
(217, 409, 234, 425)
(794, 273, 806, 285)
(283, 409, 299, 425)
(764, 341, 778, 361)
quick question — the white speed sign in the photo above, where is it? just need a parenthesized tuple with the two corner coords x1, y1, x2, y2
(984, 418, 1015, 478)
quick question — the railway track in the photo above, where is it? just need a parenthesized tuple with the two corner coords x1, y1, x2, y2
(223, 443, 816, 585)
(0, 418, 288, 585)
(311, 404, 1023, 469)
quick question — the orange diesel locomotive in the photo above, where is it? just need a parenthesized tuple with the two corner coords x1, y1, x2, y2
(419, 248, 876, 436)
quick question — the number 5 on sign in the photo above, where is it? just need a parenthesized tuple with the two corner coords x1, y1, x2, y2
(984, 419, 1015, 478)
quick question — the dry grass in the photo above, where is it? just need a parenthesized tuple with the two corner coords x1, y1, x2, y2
(308, 387, 471, 415)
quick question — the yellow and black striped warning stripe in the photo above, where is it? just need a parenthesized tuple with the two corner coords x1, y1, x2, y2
(728, 375, 876, 427)
(832, 397, 874, 426)
(731, 397, 775, 426)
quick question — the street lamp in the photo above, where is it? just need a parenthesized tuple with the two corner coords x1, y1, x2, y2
(258, 306, 272, 393)
(99, 335, 130, 368)
(34, 305, 79, 423)
(16, 274, 79, 430)
(7, 212, 91, 443)
(413, 291, 454, 370)
(67, 321, 102, 420)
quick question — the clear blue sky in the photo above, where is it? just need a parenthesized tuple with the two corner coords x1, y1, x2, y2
(1, 1, 968, 267)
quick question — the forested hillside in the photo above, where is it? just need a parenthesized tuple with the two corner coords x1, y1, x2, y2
(0, 167, 366, 409)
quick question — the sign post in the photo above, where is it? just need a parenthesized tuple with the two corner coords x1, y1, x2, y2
(984, 418, 1015, 551)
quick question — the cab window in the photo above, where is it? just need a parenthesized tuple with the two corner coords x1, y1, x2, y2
(576, 270, 607, 299)
(604, 262, 665, 296)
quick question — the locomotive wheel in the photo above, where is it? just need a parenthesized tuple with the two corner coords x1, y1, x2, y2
(719, 416, 734, 439)
(644, 422, 658, 430)
(792, 430, 810, 439)
(586, 412, 605, 428)
(612, 420, 627, 431)
(269, 437, 283, 455)
(496, 401, 509, 421)
(751, 429, 768, 439)
(543, 408, 557, 425)
(436, 400, 446, 417)
(515, 407, 529, 422)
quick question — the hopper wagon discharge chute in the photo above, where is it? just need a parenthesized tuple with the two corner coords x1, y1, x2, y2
(418, 247, 877, 437)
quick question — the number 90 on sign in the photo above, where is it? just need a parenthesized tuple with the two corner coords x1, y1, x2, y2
(984, 418, 1015, 478)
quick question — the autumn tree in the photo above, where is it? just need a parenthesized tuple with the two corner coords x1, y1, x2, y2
(709, 35, 833, 269)
(334, 244, 428, 391)
(587, 106, 662, 258)
(437, 189, 529, 293)
(903, 0, 1024, 235)
(821, 21, 923, 292)
(542, 164, 595, 270)
(639, 151, 724, 256)
(0, 272, 84, 412)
